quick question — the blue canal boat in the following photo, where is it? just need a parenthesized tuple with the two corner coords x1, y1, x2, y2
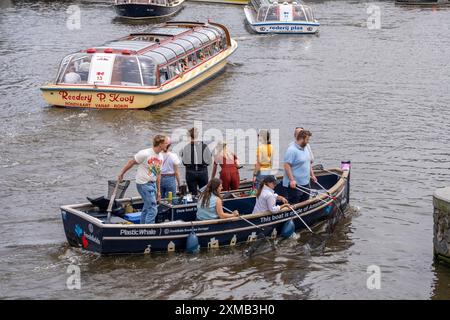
(114, 0, 185, 19)
(60, 162, 351, 254)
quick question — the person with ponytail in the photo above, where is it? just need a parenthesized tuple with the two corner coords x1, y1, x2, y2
(211, 141, 240, 191)
(253, 129, 274, 189)
(196, 178, 240, 221)
(252, 175, 289, 214)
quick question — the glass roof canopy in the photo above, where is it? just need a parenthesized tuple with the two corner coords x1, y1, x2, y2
(91, 25, 225, 65)
(250, 0, 317, 23)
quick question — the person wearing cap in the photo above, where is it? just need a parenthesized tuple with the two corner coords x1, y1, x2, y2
(252, 175, 289, 214)
(160, 137, 181, 199)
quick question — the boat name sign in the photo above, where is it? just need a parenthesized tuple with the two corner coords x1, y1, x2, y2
(115, 201, 327, 237)
(260, 201, 323, 223)
(119, 226, 211, 237)
(120, 229, 158, 236)
(58, 91, 136, 108)
(259, 25, 314, 32)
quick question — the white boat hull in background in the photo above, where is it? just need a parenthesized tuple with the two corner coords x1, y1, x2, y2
(244, 6, 320, 34)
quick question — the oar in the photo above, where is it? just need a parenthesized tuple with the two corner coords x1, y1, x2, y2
(311, 181, 346, 217)
(296, 184, 346, 234)
(314, 180, 329, 195)
(288, 205, 313, 233)
(296, 184, 345, 217)
(106, 180, 120, 223)
(287, 204, 326, 244)
(223, 206, 273, 256)
(295, 184, 334, 207)
(319, 168, 347, 180)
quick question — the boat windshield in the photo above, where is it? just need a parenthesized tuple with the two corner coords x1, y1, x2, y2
(56, 53, 157, 87)
(256, 3, 315, 22)
(56, 53, 93, 85)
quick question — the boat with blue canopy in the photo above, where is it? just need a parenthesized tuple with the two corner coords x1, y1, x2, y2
(244, 0, 319, 34)
(60, 162, 351, 255)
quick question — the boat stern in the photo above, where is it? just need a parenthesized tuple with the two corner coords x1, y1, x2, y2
(40, 85, 155, 109)
(250, 22, 320, 34)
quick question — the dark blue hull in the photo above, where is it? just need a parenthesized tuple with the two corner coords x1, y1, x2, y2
(114, 3, 183, 19)
(61, 165, 351, 254)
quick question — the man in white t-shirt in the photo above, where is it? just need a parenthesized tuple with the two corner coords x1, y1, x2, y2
(160, 138, 181, 199)
(118, 135, 168, 224)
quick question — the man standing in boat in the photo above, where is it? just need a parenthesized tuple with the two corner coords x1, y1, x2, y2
(283, 130, 315, 204)
(117, 135, 168, 224)
(181, 127, 212, 196)
(294, 127, 317, 183)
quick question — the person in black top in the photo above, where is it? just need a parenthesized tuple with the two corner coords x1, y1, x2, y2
(181, 127, 212, 195)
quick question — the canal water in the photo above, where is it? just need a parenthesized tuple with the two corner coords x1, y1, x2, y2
(0, 0, 449, 299)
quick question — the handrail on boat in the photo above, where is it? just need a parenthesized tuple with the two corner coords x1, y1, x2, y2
(60, 168, 348, 229)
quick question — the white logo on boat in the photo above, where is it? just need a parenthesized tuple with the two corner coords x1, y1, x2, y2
(119, 229, 157, 236)
(88, 223, 94, 233)
(83, 232, 101, 245)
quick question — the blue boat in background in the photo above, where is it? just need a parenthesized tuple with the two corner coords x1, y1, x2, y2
(60, 162, 351, 255)
(114, 0, 185, 19)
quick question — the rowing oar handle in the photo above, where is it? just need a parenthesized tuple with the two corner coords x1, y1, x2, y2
(223, 206, 264, 232)
(106, 180, 120, 223)
(288, 204, 314, 233)
(314, 180, 333, 198)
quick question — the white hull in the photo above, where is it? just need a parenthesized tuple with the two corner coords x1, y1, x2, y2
(244, 6, 319, 34)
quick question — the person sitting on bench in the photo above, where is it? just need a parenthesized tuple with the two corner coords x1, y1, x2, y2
(196, 178, 239, 221)
(252, 175, 289, 214)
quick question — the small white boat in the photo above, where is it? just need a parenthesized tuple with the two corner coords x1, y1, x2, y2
(244, 0, 319, 34)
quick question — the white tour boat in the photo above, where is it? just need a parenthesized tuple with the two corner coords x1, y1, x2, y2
(244, 0, 319, 34)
